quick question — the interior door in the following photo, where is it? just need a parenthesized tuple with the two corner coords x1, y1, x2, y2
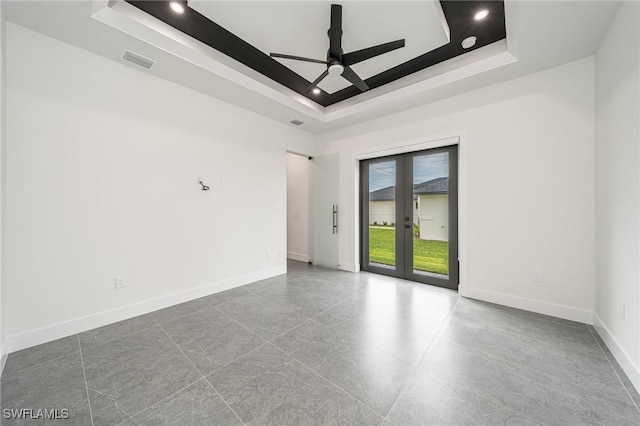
(311, 153, 339, 269)
(361, 146, 458, 289)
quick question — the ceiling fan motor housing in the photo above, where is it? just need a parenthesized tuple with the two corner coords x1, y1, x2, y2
(328, 62, 344, 75)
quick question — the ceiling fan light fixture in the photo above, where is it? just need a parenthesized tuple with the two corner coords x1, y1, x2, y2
(461, 36, 477, 49)
(328, 63, 344, 75)
(170, 2, 185, 14)
(269, 4, 404, 94)
(474, 9, 489, 20)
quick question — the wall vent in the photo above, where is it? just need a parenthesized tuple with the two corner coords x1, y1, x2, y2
(289, 119, 304, 126)
(122, 50, 155, 70)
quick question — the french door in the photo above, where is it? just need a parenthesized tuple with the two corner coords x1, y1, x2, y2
(360, 146, 458, 289)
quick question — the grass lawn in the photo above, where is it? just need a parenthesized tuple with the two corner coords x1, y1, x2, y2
(368, 227, 449, 275)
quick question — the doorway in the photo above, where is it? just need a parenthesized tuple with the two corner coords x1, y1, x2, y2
(360, 145, 458, 289)
(286, 151, 340, 269)
(286, 153, 310, 263)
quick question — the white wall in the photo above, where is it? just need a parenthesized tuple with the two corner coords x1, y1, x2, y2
(418, 194, 448, 241)
(594, 1, 640, 391)
(0, 2, 6, 371)
(3, 23, 314, 351)
(369, 200, 395, 225)
(318, 57, 596, 323)
(286, 153, 310, 262)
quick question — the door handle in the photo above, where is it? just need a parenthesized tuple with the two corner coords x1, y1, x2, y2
(332, 205, 338, 234)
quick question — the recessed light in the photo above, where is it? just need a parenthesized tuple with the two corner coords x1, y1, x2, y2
(312, 88, 321, 95)
(170, 2, 185, 14)
(474, 9, 489, 20)
(461, 36, 477, 49)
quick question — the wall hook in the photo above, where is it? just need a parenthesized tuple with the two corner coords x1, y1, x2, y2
(199, 180, 210, 191)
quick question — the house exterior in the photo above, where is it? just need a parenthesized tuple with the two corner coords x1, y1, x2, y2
(414, 177, 448, 241)
(369, 177, 448, 241)
(368, 186, 397, 225)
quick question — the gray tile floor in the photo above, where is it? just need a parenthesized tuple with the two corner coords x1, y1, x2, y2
(1, 260, 639, 425)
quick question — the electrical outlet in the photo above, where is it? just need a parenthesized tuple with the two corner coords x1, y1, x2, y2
(265, 250, 271, 260)
(277, 248, 283, 257)
(533, 270, 543, 283)
(622, 304, 626, 320)
(115, 275, 126, 289)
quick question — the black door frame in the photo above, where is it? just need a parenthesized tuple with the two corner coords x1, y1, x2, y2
(360, 145, 459, 290)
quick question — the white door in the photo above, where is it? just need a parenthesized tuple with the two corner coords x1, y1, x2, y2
(311, 153, 339, 269)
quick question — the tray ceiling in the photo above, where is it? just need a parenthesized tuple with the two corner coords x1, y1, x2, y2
(125, 1, 506, 107)
(4, 1, 620, 133)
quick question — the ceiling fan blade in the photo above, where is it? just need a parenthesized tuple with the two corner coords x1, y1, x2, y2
(270, 53, 328, 65)
(341, 66, 369, 91)
(307, 69, 330, 92)
(342, 39, 406, 66)
(328, 4, 343, 59)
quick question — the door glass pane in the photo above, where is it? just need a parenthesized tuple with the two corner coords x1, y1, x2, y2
(368, 161, 396, 269)
(412, 153, 449, 277)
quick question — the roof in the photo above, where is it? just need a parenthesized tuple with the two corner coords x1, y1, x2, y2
(413, 177, 448, 195)
(369, 186, 396, 201)
(369, 177, 448, 201)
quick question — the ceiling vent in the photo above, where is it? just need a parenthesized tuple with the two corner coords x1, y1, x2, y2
(122, 50, 155, 70)
(289, 119, 304, 126)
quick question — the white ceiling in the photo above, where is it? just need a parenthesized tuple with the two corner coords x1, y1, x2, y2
(2, 1, 621, 134)
(191, 1, 449, 93)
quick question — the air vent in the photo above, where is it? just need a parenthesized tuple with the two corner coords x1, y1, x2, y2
(289, 119, 304, 126)
(122, 50, 155, 70)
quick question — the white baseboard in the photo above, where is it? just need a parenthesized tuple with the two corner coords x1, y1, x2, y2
(459, 285, 593, 324)
(0, 354, 7, 377)
(593, 313, 640, 393)
(338, 262, 357, 273)
(6, 266, 286, 354)
(287, 252, 309, 262)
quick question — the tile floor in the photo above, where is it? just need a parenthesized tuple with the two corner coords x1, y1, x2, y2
(1, 260, 639, 425)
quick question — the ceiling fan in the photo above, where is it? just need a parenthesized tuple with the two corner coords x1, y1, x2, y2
(270, 4, 405, 93)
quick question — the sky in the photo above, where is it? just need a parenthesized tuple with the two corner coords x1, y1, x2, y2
(369, 152, 448, 192)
